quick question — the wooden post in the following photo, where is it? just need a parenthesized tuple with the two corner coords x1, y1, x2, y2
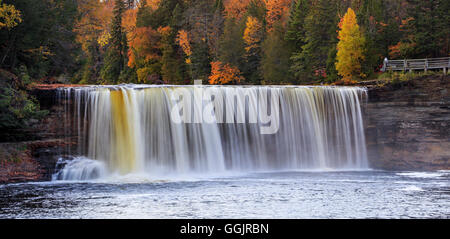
(409, 59, 412, 73)
(403, 59, 407, 72)
(425, 59, 428, 73)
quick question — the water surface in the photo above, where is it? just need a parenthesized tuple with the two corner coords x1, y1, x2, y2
(0, 170, 448, 218)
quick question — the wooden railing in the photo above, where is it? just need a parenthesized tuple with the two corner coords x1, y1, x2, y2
(381, 57, 450, 74)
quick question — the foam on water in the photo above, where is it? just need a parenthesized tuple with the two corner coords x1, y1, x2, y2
(52, 157, 107, 181)
(400, 185, 424, 191)
(397, 172, 447, 179)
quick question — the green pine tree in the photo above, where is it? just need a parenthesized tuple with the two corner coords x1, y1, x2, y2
(285, 0, 310, 52)
(191, 40, 211, 82)
(161, 30, 183, 84)
(218, 17, 246, 71)
(261, 24, 291, 84)
(101, 0, 128, 84)
(290, 0, 338, 83)
(403, 0, 449, 58)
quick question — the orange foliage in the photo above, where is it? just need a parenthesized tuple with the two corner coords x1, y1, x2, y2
(224, 0, 251, 19)
(209, 61, 244, 85)
(264, 0, 291, 31)
(128, 27, 162, 68)
(74, 0, 113, 51)
(388, 42, 402, 58)
(123, 8, 137, 39)
(145, 0, 161, 10)
(157, 26, 172, 36)
(388, 41, 415, 59)
(176, 30, 192, 64)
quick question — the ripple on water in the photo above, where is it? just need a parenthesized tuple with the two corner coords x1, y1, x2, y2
(0, 171, 449, 218)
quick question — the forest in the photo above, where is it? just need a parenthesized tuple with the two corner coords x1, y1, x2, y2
(0, 0, 449, 133)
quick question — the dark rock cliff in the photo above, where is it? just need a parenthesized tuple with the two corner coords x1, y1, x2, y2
(0, 86, 76, 183)
(365, 75, 450, 171)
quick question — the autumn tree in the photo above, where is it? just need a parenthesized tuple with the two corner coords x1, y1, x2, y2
(209, 61, 244, 84)
(74, 0, 113, 52)
(128, 27, 162, 83)
(243, 16, 263, 83)
(0, 0, 22, 30)
(264, 0, 292, 31)
(223, 0, 251, 19)
(74, 0, 113, 83)
(335, 8, 366, 83)
(177, 30, 192, 64)
(244, 17, 263, 52)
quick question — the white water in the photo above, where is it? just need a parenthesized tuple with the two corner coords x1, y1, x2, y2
(55, 85, 368, 180)
(52, 157, 107, 181)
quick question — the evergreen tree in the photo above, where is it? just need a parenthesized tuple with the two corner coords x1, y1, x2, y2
(354, 0, 386, 77)
(261, 24, 291, 84)
(403, 0, 449, 58)
(190, 40, 211, 82)
(160, 27, 183, 83)
(285, 0, 310, 51)
(218, 17, 246, 72)
(243, 16, 263, 84)
(136, 0, 152, 28)
(246, 0, 267, 23)
(80, 40, 102, 84)
(0, 0, 78, 78)
(101, 0, 128, 84)
(147, 0, 183, 29)
(290, 0, 338, 83)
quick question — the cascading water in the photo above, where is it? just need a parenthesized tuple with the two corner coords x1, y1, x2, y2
(54, 85, 368, 180)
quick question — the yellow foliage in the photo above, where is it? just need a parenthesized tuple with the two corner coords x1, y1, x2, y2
(136, 67, 153, 83)
(335, 8, 366, 83)
(97, 31, 111, 47)
(0, 0, 22, 29)
(243, 16, 262, 52)
(209, 61, 244, 85)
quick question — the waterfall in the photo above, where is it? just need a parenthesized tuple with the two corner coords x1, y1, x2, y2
(55, 85, 368, 179)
